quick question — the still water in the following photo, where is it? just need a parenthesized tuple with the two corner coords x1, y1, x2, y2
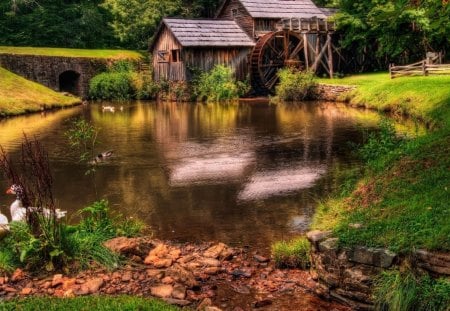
(0, 101, 419, 250)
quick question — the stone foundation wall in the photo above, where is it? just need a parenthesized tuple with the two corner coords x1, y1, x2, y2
(0, 54, 109, 98)
(313, 84, 356, 102)
(307, 230, 450, 310)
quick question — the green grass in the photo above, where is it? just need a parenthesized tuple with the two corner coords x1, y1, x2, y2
(0, 46, 143, 60)
(0, 67, 80, 116)
(318, 73, 450, 127)
(312, 73, 450, 253)
(271, 236, 310, 269)
(0, 296, 180, 311)
(374, 270, 450, 311)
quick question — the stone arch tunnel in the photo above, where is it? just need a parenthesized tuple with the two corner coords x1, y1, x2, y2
(0, 54, 108, 99)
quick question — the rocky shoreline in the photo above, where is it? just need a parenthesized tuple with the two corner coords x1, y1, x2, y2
(0, 237, 349, 311)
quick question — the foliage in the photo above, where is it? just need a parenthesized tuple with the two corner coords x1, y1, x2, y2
(0, 0, 118, 48)
(0, 295, 180, 311)
(89, 60, 157, 100)
(193, 65, 249, 102)
(271, 237, 310, 269)
(0, 67, 79, 117)
(374, 269, 450, 311)
(102, 0, 181, 49)
(335, 0, 450, 70)
(275, 68, 317, 101)
(65, 119, 99, 168)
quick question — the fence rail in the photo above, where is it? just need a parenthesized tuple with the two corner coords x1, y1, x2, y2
(390, 61, 450, 79)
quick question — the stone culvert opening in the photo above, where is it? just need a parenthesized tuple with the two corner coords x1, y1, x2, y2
(59, 70, 81, 96)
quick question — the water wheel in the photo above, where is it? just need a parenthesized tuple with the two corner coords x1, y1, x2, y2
(251, 31, 305, 93)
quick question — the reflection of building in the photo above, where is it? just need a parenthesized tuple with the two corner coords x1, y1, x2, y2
(150, 0, 337, 94)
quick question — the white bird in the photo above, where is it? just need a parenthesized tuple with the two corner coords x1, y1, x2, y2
(6, 185, 67, 222)
(102, 105, 115, 113)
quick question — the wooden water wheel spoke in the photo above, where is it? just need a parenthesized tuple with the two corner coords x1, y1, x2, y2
(251, 30, 304, 92)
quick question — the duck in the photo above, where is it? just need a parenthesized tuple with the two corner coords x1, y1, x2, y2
(91, 150, 114, 164)
(6, 185, 67, 221)
(102, 105, 115, 113)
(0, 211, 10, 238)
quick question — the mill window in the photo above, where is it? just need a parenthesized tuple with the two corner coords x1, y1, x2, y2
(171, 49, 181, 62)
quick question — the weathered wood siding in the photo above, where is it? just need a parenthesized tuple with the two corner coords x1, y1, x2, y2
(217, 0, 255, 38)
(254, 18, 279, 37)
(152, 27, 186, 81)
(183, 48, 251, 81)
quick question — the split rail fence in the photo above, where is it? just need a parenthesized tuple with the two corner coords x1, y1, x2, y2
(390, 60, 450, 79)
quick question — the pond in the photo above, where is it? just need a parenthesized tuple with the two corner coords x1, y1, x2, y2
(0, 101, 421, 251)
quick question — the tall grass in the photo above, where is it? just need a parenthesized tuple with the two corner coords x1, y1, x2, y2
(271, 236, 310, 269)
(274, 68, 316, 101)
(374, 269, 450, 311)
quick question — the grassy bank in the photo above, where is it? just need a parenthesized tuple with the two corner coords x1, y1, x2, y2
(0, 296, 179, 311)
(0, 46, 142, 60)
(313, 73, 450, 253)
(0, 67, 80, 117)
(318, 73, 450, 128)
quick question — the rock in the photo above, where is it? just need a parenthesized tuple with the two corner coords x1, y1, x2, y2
(4, 286, 16, 293)
(230, 269, 252, 278)
(307, 230, 333, 249)
(205, 307, 222, 311)
(63, 289, 76, 298)
(148, 243, 169, 258)
(169, 249, 182, 260)
(204, 267, 220, 275)
(146, 269, 164, 279)
(318, 238, 339, 253)
(144, 255, 159, 265)
(154, 258, 173, 269)
(62, 278, 76, 291)
(166, 264, 198, 288)
(163, 298, 191, 306)
(232, 285, 250, 294)
(197, 298, 212, 310)
(52, 274, 64, 287)
(150, 284, 173, 298)
(162, 276, 175, 284)
(204, 243, 225, 259)
(252, 299, 272, 308)
(199, 258, 221, 267)
(11, 269, 26, 282)
(20, 287, 32, 295)
(104, 237, 139, 255)
(350, 247, 396, 268)
(121, 271, 133, 282)
(81, 278, 104, 294)
(172, 284, 186, 300)
(254, 255, 269, 263)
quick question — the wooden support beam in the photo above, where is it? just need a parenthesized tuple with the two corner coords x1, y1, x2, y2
(303, 33, 309, 69)
(311, 35, 331, 72)
(327, 34, 334, 78)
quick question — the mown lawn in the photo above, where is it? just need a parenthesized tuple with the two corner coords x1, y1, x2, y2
(0, 67, 80, 116)
(0, 46, 143, 60)
(313, 73, 450, 253)
(0, 296, 180, 311)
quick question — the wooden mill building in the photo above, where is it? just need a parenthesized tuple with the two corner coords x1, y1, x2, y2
(151, 0, 337, 93)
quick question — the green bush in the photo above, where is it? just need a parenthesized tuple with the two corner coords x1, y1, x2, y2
(275, 68, 317, 101)
(271, 236, 311, 269)
(89, 60, 158, 100)
(89, 72, 133, 100)
(374, 269, 450, 311)
(193, 65, 249, 102)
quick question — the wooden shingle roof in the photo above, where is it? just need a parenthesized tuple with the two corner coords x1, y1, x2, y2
(218, 0, 327, 19)
(162, 18, 255, 47)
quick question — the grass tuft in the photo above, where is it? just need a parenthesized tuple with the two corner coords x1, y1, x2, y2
(271, 236, 310, 269)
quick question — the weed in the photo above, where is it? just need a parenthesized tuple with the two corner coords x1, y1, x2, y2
(271, 236, 310, 269)
(275, 68, 317, 101)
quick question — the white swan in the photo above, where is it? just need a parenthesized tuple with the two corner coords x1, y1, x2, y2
(6, 185, 67, 221)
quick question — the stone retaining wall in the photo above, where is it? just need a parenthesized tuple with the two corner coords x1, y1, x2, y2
(0, 54, 110, 98)
(313, 84, 356, 102)
(306, 230, 450, 310)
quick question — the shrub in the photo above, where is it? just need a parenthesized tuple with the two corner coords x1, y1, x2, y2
(193, 65, 249, 102)
(271, 236, 310, 269)
(89, 60, 157, 100)
(374, 269, 450, 311)
(275, 68, 317, 101)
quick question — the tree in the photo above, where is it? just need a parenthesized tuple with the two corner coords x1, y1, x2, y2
(102, 0, 181, 49)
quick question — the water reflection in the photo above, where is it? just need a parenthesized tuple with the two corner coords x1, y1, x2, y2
(0, 101, 423, 250)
